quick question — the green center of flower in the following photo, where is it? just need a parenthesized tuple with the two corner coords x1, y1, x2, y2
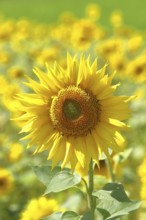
(63, 99, 82, 120)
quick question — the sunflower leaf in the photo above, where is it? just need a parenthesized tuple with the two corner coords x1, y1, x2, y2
(61, 211, 82, 220)
(42, 212, 62, 220)
(93, 183, 141, 220)
(81, 211, 92, 219)
(32, 165, 81, 194)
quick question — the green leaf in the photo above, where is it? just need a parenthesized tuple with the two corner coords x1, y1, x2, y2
(32, 165, 81, 194)
(93, 183, 141, 220)
(42, 212, 62, 220)
(103, 182, 130, 202)
(61, 211, 82, 220)
(81, 211, 92, 220)
(95, 208, 110, 219)
(113, 148, 132, 165)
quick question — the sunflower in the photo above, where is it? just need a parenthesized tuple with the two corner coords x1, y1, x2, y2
(126, 54, 146, 82)
(138, 157, 146, 200)
(8, 142, 24, 162)
(0, 167, 13, 195)
(16, 54, 131, 170)
(137, 158, 146, 220)
(20, 197, 58, 220)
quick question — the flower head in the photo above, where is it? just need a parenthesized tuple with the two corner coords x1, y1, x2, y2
(85, 3, 101, 21)
(110, 11, 123, 28)
(16, 54, 131, 170)
(8, 142, 24, 161)
(2, 84, 21, 111)
(128, 35, 143, 53)
(126, 54, 146, 82)
(138, 157, 146, 200)
(7, 66, 25, 79)
(0, 167, 13, 195)
(20, 197, 58, 220)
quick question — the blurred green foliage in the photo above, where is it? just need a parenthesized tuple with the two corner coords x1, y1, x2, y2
(0, 0, 146, 29)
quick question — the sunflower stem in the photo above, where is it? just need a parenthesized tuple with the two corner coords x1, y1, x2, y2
(106, 158, 116, 182)
(88, 159, 96, 220)
(81, 177, 88, 193)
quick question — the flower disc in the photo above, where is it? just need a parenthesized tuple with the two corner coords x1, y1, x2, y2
(50, 86, 100, 136)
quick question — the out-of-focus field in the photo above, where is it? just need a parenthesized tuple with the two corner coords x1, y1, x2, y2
(0, 0, 146, 29)
(0, 1, 146, 220)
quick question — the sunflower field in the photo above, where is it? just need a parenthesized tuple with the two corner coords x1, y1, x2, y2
(0, 1, 146, 220)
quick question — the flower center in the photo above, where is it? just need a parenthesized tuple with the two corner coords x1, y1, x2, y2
(0, 178, 5, 187)
(63, 99, 82, 120)
(50, 86, 100, 136)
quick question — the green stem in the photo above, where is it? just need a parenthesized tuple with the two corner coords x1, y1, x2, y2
(81, 177, 88, 193)
(88, 159, 96, 220)
(106, 158, 115, 182)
